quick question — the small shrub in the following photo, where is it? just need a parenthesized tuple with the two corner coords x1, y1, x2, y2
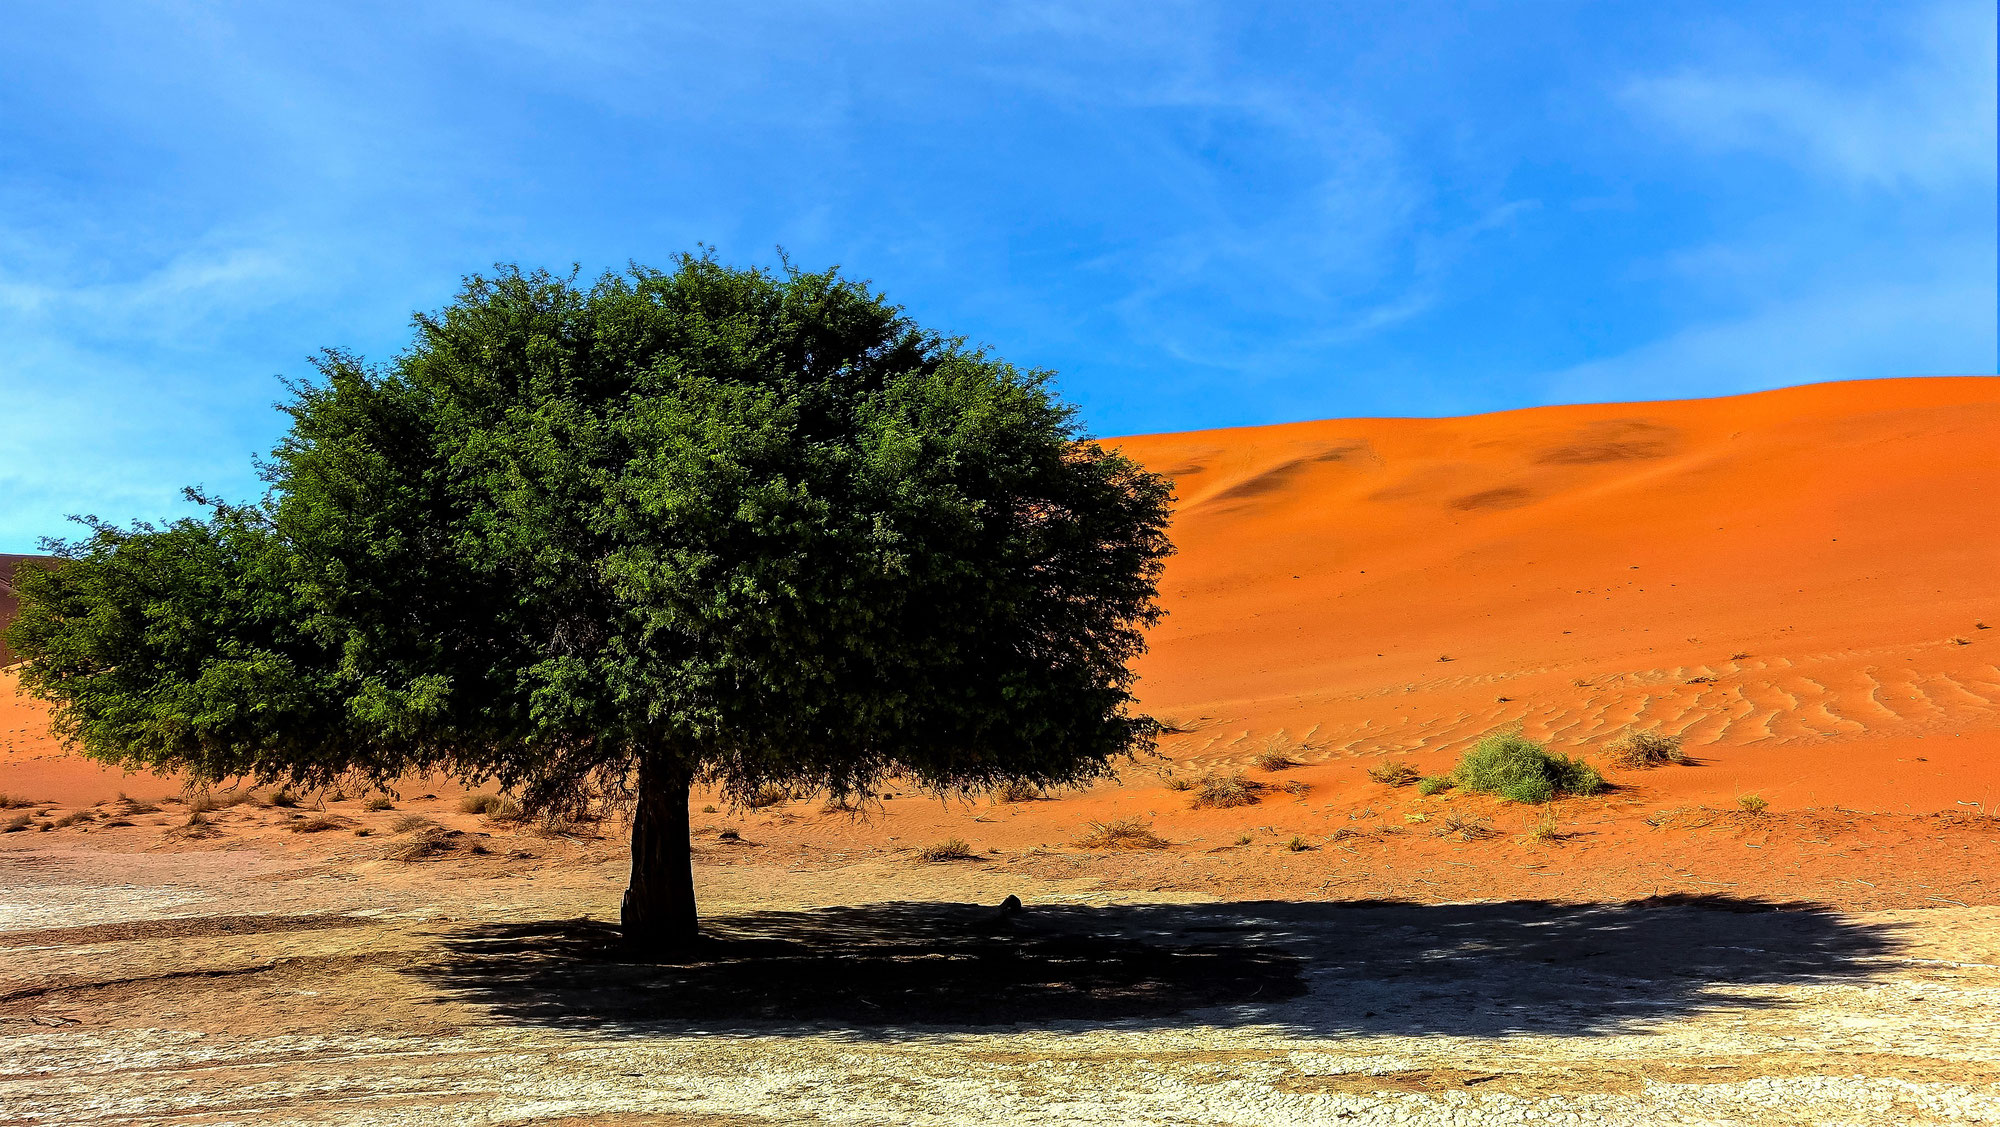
(1233, 833, 1252, 845)
(1285, 835, 1313, 852)
(1282, 780, 1310, 797)
(1154, 714, 1199, 734)
(745, 783, 792, 808)
(267, 789, 301, 809)
(1416, 775, 1454, 796)
(457, 793, 513, 816)
(702, 804, 719, 813)
(1076, 817, 1168, 850)
(992, 780, 1045, 803)
(354, 827, 373, 837)
(50, 811, 95, 828)
(1607, 730, 1687, 768)
(1162, 773, 1194, 792)
(390, 814, 440, 834)
(1738, 793, 1768, 814)
(362, 795, 395, 812)
(1252, 751, 1299, 772)
(718, 828, 741, 840)
(1368, 761, 1420, 787)
(288, 814, 347, 833)
(918, 837, 977, 862)
(115, 793, 161, 815)
(0, 794, 38, 809)
(2, 813, 32, 833)
(1451, 730, 1604, 803)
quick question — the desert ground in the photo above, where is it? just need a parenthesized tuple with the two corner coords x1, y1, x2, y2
(4, 375, 1999, 1125)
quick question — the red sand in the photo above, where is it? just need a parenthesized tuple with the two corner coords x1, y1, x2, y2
(5, 376, 1999, 908)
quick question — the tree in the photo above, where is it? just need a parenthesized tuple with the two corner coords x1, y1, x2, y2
(5, 256, 1176, 947)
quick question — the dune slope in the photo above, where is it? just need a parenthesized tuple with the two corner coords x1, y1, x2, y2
(1118, 376, 2000, 812)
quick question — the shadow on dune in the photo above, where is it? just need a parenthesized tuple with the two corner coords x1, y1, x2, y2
(412, 894, 1903, 1037)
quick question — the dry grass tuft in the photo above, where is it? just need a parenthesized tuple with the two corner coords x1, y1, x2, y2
(0, 793, 39, 809)
(1075, 817, 1167, 850)
(288, 814, 349, 834)
(1161, 772, 1194, 792)
(457, 793, 522, 818)
(917, 837, 977, 862)
(991, 780, 1046, 804)
(266, 788, 301, 808)
(1607, 729, 1688, 768)
(1189, 772, 1264, 809)
(1434, 811, 1500, 842)
(1282, 779, 1310, 797)
(1233, 832, 1253, 845)
(168, 811, 222, 840)
(1527, 808, 1562, 843)
(50, 810, 96, 828)
(1737, 793, 1769, 815)
(386, 827, 463, 861)
(2, 812, 33, 833)
(362, 795, 395, 812)
(744, 783, 792, 808)
(1367, 760, 1421, 787)
(390, 814, 440, 834)
(1285, 835, 1314, 852)
(114, 793, 161, 815)
(1252, 751, 1300, 772)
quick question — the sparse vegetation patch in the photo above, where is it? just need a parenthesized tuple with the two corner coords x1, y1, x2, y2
(1416, 776, 1454, 796)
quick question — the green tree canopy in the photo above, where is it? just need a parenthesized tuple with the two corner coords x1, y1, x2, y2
(6, 256, 1175, 944)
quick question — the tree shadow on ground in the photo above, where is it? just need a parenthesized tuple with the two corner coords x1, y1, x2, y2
(411, 894, 1904, 1037)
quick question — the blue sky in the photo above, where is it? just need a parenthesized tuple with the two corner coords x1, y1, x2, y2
(1, 1, 1994, 552)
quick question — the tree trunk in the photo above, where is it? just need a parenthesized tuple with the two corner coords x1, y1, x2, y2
(622, 756, 698, 949)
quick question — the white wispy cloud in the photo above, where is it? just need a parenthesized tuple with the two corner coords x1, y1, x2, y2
(1621, 0, 1996, 192)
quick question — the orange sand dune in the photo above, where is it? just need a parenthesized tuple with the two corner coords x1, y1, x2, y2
(1119, 376, 2000, 814)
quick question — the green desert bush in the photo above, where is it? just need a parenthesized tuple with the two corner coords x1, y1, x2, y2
(1737, 793, 1768, 815)
(1607, 729, 1687, 768)
(1190, 773, 1263, 809)
(1450, 730, 1604, 804)
(1368, 760, 1420, 787)
(1415, 775, 1454, 796)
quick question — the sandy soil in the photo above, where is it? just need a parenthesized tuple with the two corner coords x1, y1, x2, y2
(3, 376, 1999, 1123)
(3, 806, 2000, 1125)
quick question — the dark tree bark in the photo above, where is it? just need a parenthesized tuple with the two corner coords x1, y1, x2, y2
(622, 755, 698, 948)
